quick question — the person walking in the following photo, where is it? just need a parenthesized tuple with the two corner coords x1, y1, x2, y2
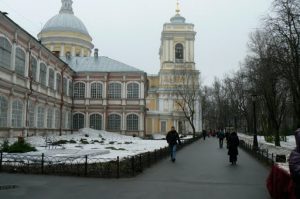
(289, 128, 300, 199)
(227, 132, 239, 165)
(166, 126, 181, 162)
(202, 130, 207, 140)
(218, 129, 225, 148)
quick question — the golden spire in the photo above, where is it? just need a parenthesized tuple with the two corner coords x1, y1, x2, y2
(176, 0, 180, 14)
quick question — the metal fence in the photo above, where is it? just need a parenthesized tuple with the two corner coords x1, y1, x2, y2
(0, 136, 201, 178)
(239, 140, 287, 166)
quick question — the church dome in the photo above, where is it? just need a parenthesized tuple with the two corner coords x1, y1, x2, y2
(41, 13, 90, 37)
(170, 14, 186, 24)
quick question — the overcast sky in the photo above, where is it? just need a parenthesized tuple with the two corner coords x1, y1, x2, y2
(0, 0, 273, 85)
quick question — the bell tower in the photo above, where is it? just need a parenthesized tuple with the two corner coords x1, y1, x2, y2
(159, 0, 197, 87)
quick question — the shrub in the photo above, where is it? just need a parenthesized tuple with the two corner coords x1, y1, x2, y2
(264, 136, 274, 143)
(109, 141, 115, 144)
(124, 141, 132, 144)
(0, 139, 10, 152)
(69, 140, 76, 144)
(7, 141, 36, 153)
(105, 147, 126, 151)
(84, 134, 89, 137)
(80, 139, 89, 144)
(52, 140, 68, 145)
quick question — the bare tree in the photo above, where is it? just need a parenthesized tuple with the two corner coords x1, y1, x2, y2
(174, 69, 201, 138)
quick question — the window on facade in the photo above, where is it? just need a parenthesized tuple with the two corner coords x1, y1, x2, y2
(12, 100, 23, 128)
(108, 83, 121, 99)
(30, 57, 37, 81)
(39, 63, 47, 86)
(108, 114, 121, 131)
(63, 77, 68, 95)
(127, 114, 139, 131)
(48, 69, 55, 89)
(127, 83, 139, 99)
(91, 83, 103, 99)
(37, 106, 45, 128)
(0, 96, 8, 127)
(47, 108, 53, 128)
(61, 111, 66, 129)
(55, 109, 60, 129)
(73, 82, 85, 99)
(73, 113, 84, 130)
(15, 48, 25, 76)
(68, 81, 73, 97)
(175, 43, 184, 63)
(0, 37, 11, 69)
(28, 101, 35, 128)
(161, 121, 167, 133)
(56, 73, 61, 93)
(90, 114, 102, 130)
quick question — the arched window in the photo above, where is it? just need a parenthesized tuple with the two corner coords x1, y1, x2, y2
(56, 73, 61, 93)
(15, 48, 25, 76)
(68, 80, 73, 97)
(28, 101, 35, 128)
(127, 114, 139, 131)
(63, 77, 68, 95)
(108, 114, 121, 131)
(108, 83, 121, 99)
(73, 82, 85, 99)
(47, 108, 53, 128)
(12, 100, 23, 128)
(175, 43, 184, 62)
(39, 63, 47, 86)
(30, 57, 37, 81)
(37, 106, 45, 128)
(55, 109, 60, 129)
(91, 82, 103, 99)
(73, 113, 85, 130)
(90, 114, 102, 130)
(0, 96, 8, 127)
(0, 37, 12, 69)
(127, 83, 139, 99)
(48, 69, 55, 89)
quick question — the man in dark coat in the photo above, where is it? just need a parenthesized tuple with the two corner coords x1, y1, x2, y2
(289, 128, 300, 199)
(227, 132, 239, 165)
(166, 126, 181, 162)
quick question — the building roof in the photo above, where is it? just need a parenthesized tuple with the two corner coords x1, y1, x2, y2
(170, 14, 186, 24)
(39, 0, 91, 38)
(61, 56, 143, 73)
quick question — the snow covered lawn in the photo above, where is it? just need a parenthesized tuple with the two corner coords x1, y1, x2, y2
(0, 128, 170, 162)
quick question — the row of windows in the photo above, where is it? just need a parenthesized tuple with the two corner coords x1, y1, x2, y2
(74, 82, 140, 99)
(0, 96, 71, 128)
(0, 37, 72, 96)
(73, 113, 139, 131)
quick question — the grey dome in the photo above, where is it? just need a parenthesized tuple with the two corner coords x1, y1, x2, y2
(41, 13, 90, 37)
(170, 14, 186, 24)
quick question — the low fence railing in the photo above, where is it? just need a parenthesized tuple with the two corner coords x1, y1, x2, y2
(0, 136, 201, 178)
(239, 140, 287, 166)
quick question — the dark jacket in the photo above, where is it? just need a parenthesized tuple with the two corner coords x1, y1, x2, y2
(228, 132, 239, 156)
(166, 130, 181, 146)
(289, 129, 300, 184)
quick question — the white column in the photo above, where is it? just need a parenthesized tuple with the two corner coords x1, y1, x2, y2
(45, 66, 49, 87)
(140, 82, 144, 99)
(191, 40, 194, 62)
(140, 113, 144, 131)
(71, 46, 76, 57)
(86, 82, 90, 98)
(170, 40, 174, 62)
(36, 60, 40, 83)
(185, 40, 189, 62)
(25, 50, 30, 78)
(103, 112, 106, 130)
(122, 112, 126, 131)
(80, 48, 84, 57)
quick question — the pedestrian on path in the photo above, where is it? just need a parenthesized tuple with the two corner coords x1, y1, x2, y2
(289, 128, 300, 199)
(202, 130, 207, 140)
(166, 126, 181, 162)
(218, 129, 225, 148)
(227, 132, 239, 165)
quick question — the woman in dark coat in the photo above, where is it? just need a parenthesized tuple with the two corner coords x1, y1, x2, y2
(227, 132, 239, 165)
(289, 128, 300, 199)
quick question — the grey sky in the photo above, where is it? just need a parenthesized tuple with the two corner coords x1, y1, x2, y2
(0, 0, 273, 85)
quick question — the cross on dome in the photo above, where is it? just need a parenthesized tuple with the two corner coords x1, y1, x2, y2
(60, 0, 74, 14)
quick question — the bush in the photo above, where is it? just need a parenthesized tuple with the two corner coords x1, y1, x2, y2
(69, 140, 77, 144)
(264, 136, 274, 143)
(52, 140, 68, 145)
(80, 138, 89, 144)
(105, 147, 126, 151)
(0, 139, 10, 152)
(7, 141, 36, 153)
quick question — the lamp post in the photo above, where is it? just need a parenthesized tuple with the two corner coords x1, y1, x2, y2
(252, 94, 258, 150)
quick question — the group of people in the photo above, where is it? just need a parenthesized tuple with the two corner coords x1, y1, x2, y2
(166, 126, 300, 198)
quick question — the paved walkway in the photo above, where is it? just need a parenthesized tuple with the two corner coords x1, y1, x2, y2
(0, 137, 271, 199)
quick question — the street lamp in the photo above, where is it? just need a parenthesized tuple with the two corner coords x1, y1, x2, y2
(252, 94, 258, 150)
